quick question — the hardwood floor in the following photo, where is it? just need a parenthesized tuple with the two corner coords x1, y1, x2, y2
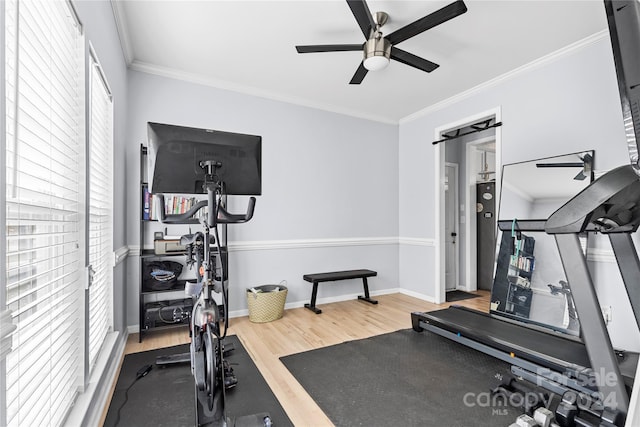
(102, 291, 490, 426)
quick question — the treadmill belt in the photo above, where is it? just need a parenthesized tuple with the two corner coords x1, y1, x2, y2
(418, 306, 590, 371)
(414, 306, 638, 389)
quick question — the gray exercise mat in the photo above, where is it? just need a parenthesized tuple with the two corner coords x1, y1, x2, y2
(105, 335, 292, 427)
(280, 329, 521, 427)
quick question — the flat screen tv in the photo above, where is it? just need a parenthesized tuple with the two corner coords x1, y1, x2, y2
(147, 122, 262, 195)
(605, 0, 640, 173)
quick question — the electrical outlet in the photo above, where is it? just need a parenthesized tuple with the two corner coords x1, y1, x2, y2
(601, 305, 612, 324)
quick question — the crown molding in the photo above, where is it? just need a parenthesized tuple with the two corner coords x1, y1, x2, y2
(129, 60, 398, 125)
(399, 30, 609, 124)
(110, 0, 134, 65)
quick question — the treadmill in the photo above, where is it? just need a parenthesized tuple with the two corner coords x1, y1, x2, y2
(412, 1, 640, 422)
(412, 164, 640, 418)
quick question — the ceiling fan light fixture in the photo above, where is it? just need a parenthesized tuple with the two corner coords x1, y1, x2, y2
(363, 37, 391, 71)
(363, 55, 390, 71)
(294, 1, 467, 84)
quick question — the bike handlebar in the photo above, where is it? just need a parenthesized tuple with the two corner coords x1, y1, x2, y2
(217, 197, 255, 224)
(156, 194, 256, 225)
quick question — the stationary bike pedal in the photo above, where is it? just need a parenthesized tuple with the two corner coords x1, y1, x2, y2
(223, 360, 238, 389)
(222, 340, 235, 356)
(224, 374, 238, 389)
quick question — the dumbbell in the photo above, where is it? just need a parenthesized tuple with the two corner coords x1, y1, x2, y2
(515, 414, 538, 427)
(555, 392, 579, 427)
(492, 375, 547, 415)
(599, 407, 625, 427)
(533, 407, 554, 427)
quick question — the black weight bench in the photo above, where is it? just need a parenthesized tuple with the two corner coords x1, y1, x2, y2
(302, 269, 378, 314)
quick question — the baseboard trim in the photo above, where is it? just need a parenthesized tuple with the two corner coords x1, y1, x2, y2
(128, 288, 403, 331)
(398, 288, 437, 303)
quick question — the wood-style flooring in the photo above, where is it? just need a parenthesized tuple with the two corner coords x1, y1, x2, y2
(101, 291, 490, 426)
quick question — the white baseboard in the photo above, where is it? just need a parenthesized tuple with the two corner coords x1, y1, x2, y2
(398, 288, 437, 303)
(129, 288, 405, 330)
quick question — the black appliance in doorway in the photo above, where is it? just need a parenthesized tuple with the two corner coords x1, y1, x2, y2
(476, 182, 496, 290)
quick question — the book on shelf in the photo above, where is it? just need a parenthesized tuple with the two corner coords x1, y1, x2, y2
(142, 190, 207, 221)
(509, 255, 534, 273)
(143, 186, 151, 220)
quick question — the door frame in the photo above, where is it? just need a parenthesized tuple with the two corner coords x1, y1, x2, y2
(444, 162, 460, 291)
(434, 107, 502, 304)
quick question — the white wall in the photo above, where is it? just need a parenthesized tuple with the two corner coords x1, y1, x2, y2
(398, 33, 640, 350)
(124, 70, 399, 327)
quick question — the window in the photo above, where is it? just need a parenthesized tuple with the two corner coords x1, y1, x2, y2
(87, 50, 113, 370)
(4, 0, 85, 425)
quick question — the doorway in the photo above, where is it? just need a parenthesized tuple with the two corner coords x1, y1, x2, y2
(434, 108, 502, 304)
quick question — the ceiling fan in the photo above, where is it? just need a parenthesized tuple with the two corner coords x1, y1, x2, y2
(536, 153, 594, 181)
(295, 0, 468, 85)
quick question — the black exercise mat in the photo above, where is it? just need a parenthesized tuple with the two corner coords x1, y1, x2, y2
(105, 335, 292, 427)
(280, 329, 520, 427)
(446, 290, 480, 302)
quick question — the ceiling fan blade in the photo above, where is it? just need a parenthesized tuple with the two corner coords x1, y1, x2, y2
(347, 0, 375, 39)
(349, 62, 368, 84)
(391, 47, 439, 73)
(574, 171, 587, 181)
(536, 162, 584, 168)
(296, 44, 363, 54)
(386, 0, 467, 46)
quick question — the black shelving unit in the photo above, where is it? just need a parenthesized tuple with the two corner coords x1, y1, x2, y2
(505, 245, 535, 318)
(138, 144, 228, 342)
(138, 145, 192, 342)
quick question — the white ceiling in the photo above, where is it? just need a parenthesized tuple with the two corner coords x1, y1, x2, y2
(112, 0, 609, 123)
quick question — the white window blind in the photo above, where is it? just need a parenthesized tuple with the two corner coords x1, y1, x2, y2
(4, 0, 85, 425)
(88, 52, 113, 370)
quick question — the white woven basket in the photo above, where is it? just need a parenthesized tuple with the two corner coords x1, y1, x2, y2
(246, 281, 288, 323)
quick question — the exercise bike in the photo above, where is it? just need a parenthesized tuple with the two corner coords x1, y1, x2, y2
(157, 159, 270, 427)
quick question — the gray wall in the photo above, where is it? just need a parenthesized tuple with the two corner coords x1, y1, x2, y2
(124, 70, 399, 326)
(398, 34, 640, 351)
